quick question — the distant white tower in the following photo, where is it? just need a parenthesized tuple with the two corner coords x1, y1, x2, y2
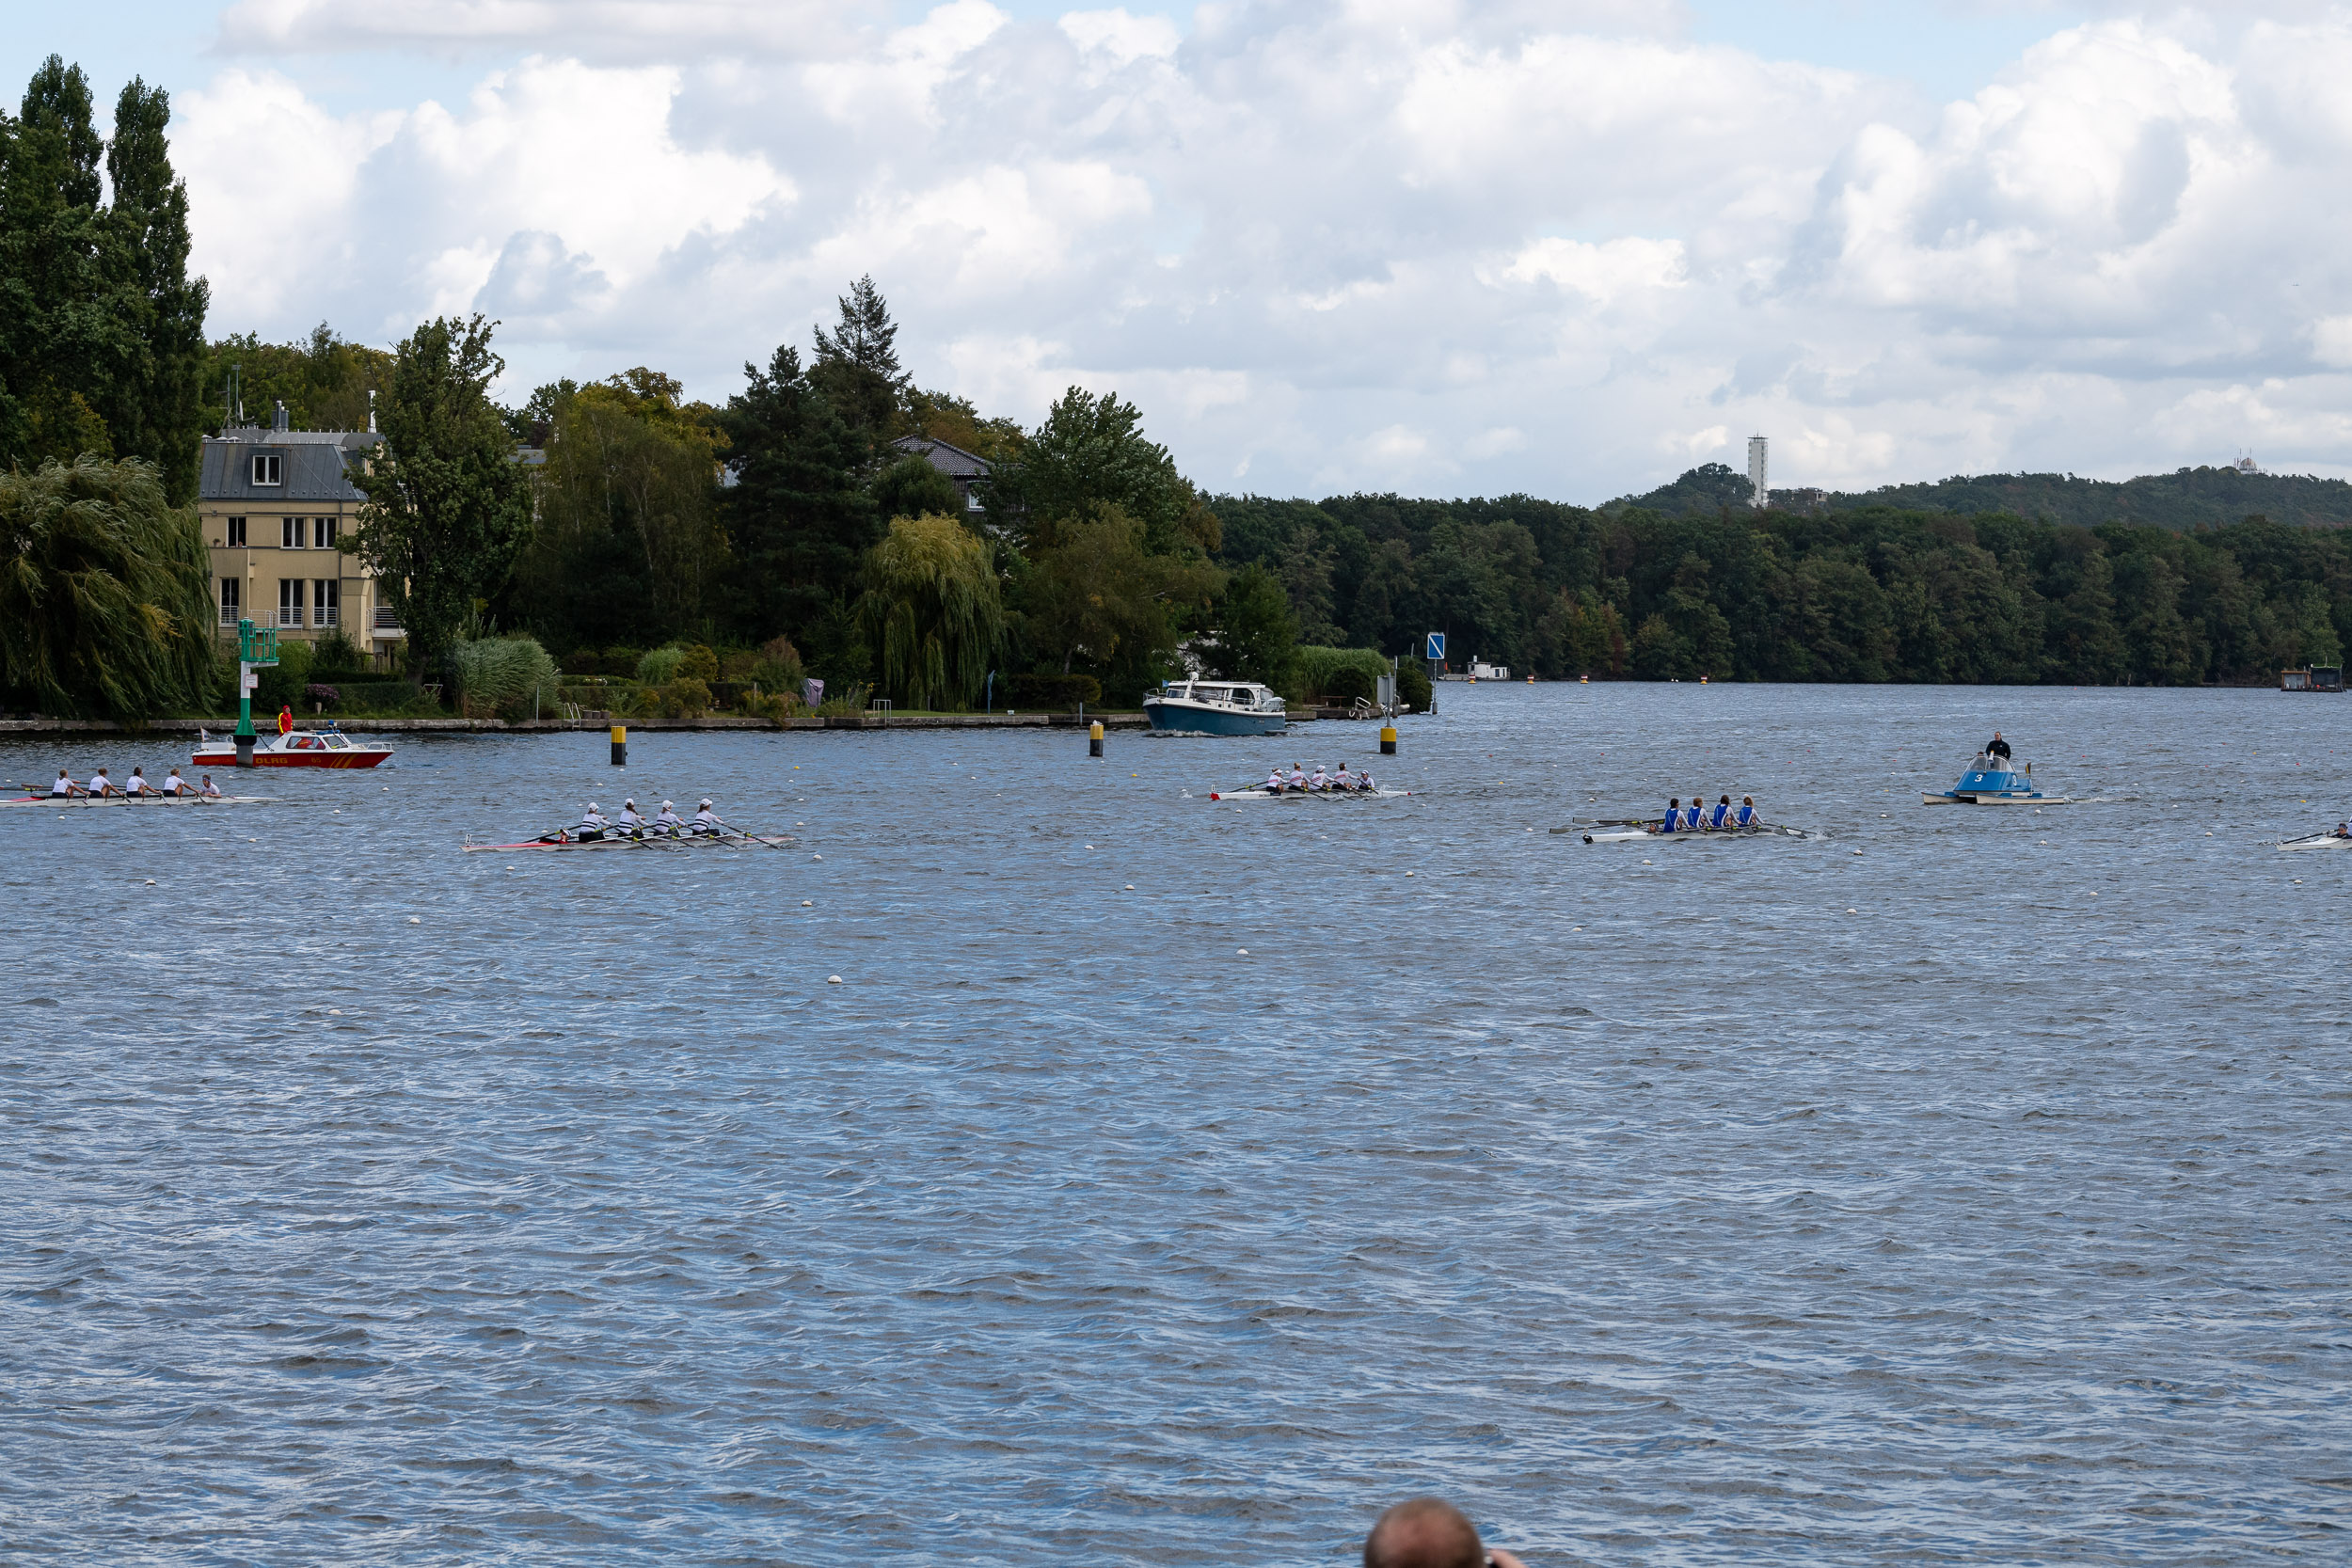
(1746, 435, 1769, 509)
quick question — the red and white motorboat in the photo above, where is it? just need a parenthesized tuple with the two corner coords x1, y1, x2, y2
(192, 727, 394, 768)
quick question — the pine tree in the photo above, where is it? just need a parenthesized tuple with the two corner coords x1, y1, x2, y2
(809, 274, 908, 449)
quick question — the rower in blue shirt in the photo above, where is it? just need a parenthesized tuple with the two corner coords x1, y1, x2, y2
(1708, 795, 1731, 830)
(1734, 795, 1757, 828)
(1681, 795, 1705, 832)
(1659, 797, 1681, 832)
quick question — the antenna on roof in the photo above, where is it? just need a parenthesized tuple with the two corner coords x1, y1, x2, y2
(368, 388, 376, 435)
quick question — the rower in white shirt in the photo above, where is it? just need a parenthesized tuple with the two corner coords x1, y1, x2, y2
(1329, 765, 1354, 792)
(615, 799, 647, 835)
(160, 767, 191, 796)
(1263, 767, 1284, 793)
(1285, 764, 1308, 792)
(87, 768, 119, 798)
(652, 800, 683, 833)
(577, 801, 610, 838)
(50, 768, 73, 797)
(691, 799, 722, 835)
(124, 766, 160, 797)
(1310, 765, 1328, 792)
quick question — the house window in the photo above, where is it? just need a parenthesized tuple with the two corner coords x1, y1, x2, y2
(278, 578, 304, 627)
(219, 578, 240, 627)
(315, 515, 338, 548)
(313, 579, 339, 627)
(226, 515, 246, 546)
(282, 516, 307, 549)
(251, 452, 281, 486)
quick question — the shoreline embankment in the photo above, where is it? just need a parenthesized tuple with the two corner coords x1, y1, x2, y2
(0, 709, 1375, 737)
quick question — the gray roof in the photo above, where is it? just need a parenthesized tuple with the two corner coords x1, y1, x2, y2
(891, 435, 991, 481)
(199, 430, 380, 504)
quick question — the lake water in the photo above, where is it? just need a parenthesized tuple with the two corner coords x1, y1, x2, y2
(2, 683, 2346, 1566)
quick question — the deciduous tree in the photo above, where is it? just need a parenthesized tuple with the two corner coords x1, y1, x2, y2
(351, 315, 532, 682)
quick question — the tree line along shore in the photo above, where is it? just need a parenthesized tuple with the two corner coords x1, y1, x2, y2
(6, 55, 2348, 723)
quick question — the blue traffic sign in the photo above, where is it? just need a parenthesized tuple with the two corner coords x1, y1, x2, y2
(1425, 632, 1446, 660)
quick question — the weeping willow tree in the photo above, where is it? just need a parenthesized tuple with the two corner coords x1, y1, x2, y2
(858, 513, 1003, 709)
(0, 455, 215, 716)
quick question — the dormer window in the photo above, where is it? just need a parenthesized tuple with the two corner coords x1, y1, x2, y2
(251, 452, 282, 486)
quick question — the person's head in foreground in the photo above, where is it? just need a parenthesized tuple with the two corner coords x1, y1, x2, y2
(1363, 1497, 1525, 1568)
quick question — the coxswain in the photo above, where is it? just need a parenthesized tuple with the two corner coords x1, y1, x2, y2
(691, 798, 722, 835)
(616, 799, 647, 835)
(87, 768, 119, 798)
(1660, 797, 1681, 833)
(160, 767, 191, 796)
(1357, 765, 1375, 793)
(124, 767, 160, 797)
(199, 773, 222, 798)
(653, 800, 683, 834)
(50, 768, 74, 797)
(1735, 795, 1757, 828)
(1708, 794, 1731, 831)
(1986, 730, 2012, 764)
(1286, 764, 1308, 793)
(578, 801, 609, 840)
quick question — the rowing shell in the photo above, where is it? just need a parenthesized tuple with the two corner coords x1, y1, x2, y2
(462, 832, 795, 853)
(2278, 832, 2352, 851)
(0, 792, 273, 809)
(1206, 787, 1410, 800)
(1578, 824, 1811, 844)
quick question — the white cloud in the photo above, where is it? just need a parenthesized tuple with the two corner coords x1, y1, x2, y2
(174, 3, 2352, 494)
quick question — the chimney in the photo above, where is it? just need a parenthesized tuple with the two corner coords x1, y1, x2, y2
(368, 389, 376, 435)
(273, 400, 290, 433)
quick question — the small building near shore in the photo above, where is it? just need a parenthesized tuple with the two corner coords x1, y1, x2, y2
(889, 435, 992, 513)
(199, 404, 399, 664)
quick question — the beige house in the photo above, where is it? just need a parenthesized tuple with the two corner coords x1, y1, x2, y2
(199, 409, 400, 663)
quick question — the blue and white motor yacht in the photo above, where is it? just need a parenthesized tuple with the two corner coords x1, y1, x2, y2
(1143, 679, 1289, 736)
(1923, 752, 2070, 805)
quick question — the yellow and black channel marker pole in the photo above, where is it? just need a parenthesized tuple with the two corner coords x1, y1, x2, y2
(611, 724, 627, 767)
(1089, 720, 1104, 759)
(1380, 723, 1397, 756)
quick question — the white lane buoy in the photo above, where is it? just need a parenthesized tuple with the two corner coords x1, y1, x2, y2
(1405, 871, 1414, 877)
(408, 916, 421, 924)
(328, 1008, 341, 1015)
(1847, 907, 1857, 913)
(1124, 883, 1136, 891)
(144, 879, 156, 886)
(813, 854, 822, 861)
(828, 974, 842, 984)
(1086, 844, 1094, 849)
(802, 899, 813, 907)
(1236, 947, 1248, 955)
(1851, 849, 1863, 856)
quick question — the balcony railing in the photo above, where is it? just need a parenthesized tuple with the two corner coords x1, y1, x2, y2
(218, 605, 240, 627)
(314, 607, 339, 627)
(277, 608, 302, 627)
(372, 607, 404, 636)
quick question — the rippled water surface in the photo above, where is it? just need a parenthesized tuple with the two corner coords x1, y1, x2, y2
(3, 684, 2348, 1565)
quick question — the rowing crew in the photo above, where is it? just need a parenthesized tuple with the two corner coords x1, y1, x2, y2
(48, 767, 220, 799)
(549, 798, 728, 843)
(1658, 794, 1758, 833)
(1257, 762, 1377, 794)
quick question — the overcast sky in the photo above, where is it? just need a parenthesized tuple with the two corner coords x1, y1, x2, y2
(12, 0, 2352, 499)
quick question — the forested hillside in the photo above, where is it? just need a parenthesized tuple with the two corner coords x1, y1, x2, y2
(1620, 462, 2352, 532)
(1213, 492, 2351, 686)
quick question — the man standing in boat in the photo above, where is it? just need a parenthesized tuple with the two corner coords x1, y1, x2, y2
(1986, 731, 2012, 765)
(278, 704, 294, 736)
